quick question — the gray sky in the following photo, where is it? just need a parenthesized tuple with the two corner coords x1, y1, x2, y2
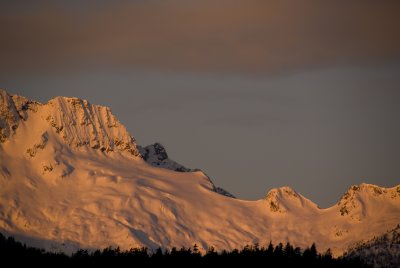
(1, 1, 400, 207)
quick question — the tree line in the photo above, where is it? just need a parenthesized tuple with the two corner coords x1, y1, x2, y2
(0, 233, 370, 267)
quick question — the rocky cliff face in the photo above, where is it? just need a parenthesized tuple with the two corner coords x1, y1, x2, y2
(0, 89, 140, 156)
(138, 143, 190, 172)
(0, 90, 39, 142)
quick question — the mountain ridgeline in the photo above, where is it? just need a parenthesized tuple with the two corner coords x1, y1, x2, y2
(0, 89, 399, 262)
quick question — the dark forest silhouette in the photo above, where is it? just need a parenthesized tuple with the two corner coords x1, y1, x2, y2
(0, 233, 369, 267)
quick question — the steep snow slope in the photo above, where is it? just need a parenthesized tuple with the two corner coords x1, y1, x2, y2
(0, 89, 399, 256)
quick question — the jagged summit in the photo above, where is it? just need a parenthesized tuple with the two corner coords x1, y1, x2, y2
(138, 142, 190, 172)
(0, 89, 140, 156)
(0, 89, 39, 142)
(46, 96, 140, 155)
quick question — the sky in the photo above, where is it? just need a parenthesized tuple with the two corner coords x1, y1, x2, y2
(1, 0, 400, 207)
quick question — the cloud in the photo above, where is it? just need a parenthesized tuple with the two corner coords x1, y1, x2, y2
(1, 0, 400, 74)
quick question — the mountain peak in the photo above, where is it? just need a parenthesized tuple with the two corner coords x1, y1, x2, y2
(45, 94, 140, 155)
(265, 186, 318, 213)
(339, 183, 400, 200)
(0, 89, 40, 142)
(265, 186, 299, 198)
(138, 142, 190, 172)
(337, 183, 400, 219)
(0, 89, 140, 156)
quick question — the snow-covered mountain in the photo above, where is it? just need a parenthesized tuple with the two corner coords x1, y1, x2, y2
(138, 142, 191, 172)
(0, 89, 399, 257)
(344, 225, 400, 268)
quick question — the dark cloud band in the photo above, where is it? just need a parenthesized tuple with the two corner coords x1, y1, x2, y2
(1, 0, 400, 73)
